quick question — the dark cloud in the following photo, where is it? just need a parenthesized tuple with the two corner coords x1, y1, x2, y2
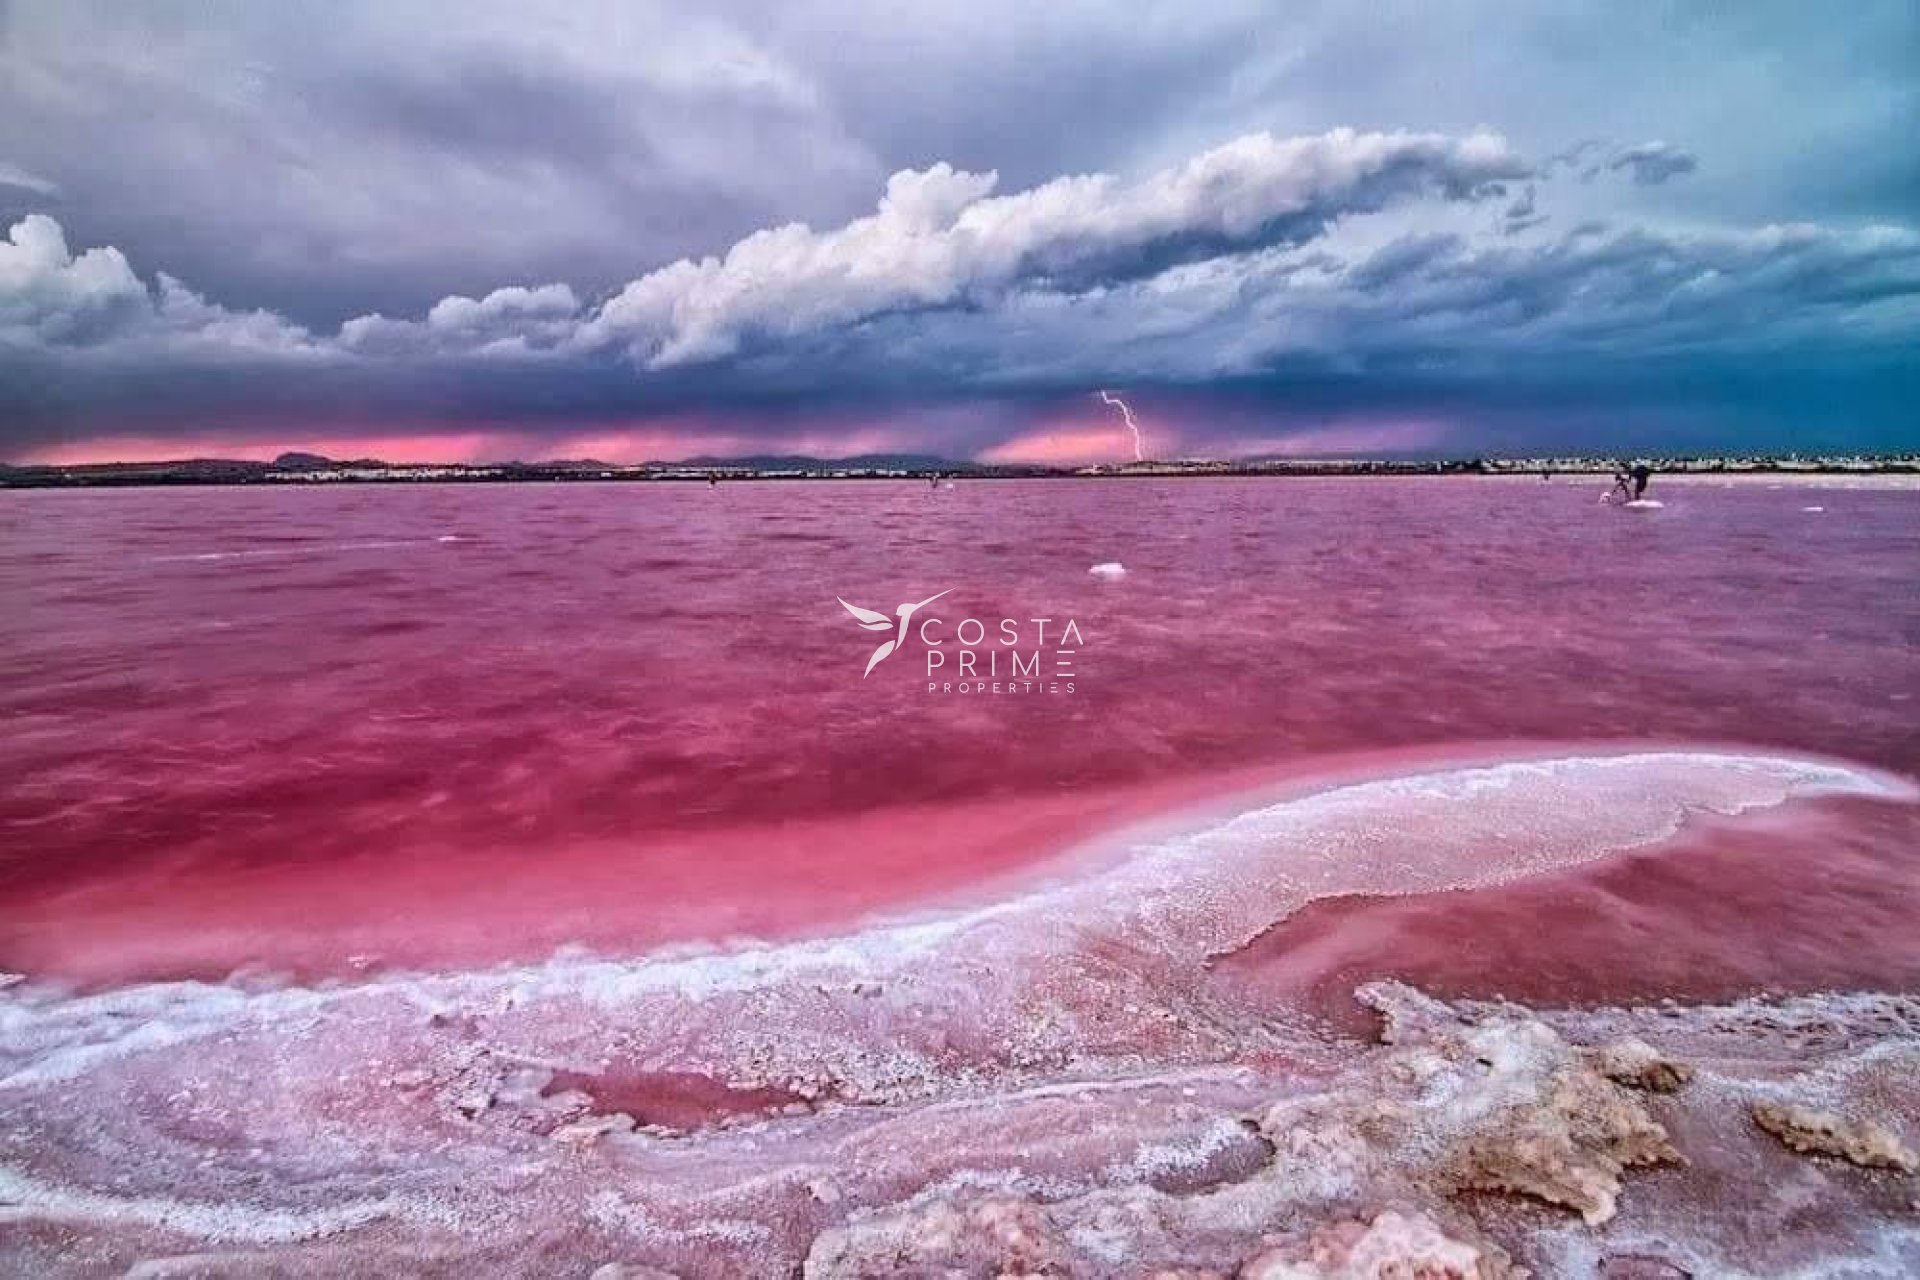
(0, 0, 880, 325)
(1609, 142, 1699, 186)
(8, 1, 1914, 316)
(1, 0, 1917, 458)
(4, 181, 1916, 458)
(1499, 184, 1548, 235)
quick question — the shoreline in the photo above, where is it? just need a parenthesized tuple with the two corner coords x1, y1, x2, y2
(5, 460, 1918, 490)
(5, 738, 1907, 994)
(4, 742, 1915, 1277)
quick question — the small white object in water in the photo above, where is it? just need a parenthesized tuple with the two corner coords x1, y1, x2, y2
(1802, 505, 1825, 513)
(1089, 562, 1126, 579)
(1622, 499, 1664, 510)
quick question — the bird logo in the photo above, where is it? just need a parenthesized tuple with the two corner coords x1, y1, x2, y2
(837, 589, 952, 677)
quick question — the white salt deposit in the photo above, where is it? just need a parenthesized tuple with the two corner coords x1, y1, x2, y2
(1, 749, 1912, 1276)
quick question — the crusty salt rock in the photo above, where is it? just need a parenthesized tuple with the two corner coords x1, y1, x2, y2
(1587, 1038, 1693, 1093)
(1445, 1060, 1681, 1226)
(803, 1197, 1071, 1279)
(587, 1265, 680, 1280)
(1361, 979, 1472, 1047)
(1255, 1096, 1410, 1201)
(1353, 981, 1682, 1226)
(1237, 1209, 1512, 1279)
(1255, 982, 1683, 1227)
(551, 1112, 637, 1145)
(1750, 1100, 1917, 1171)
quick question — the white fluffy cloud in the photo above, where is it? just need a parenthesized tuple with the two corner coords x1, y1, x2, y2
(0, 214, 149, 343)
(0, 213, 317, 357)
(340, 283, 582, 356)
(575, 129, 1529, 366)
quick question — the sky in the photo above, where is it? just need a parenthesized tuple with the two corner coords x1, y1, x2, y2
(1, 0, 1916, 465)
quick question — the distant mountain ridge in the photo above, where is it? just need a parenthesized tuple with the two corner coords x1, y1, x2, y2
(0, 449, 981, 479)
(5, 450, 1912, 489)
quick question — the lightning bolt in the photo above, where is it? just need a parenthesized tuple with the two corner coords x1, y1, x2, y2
(1096, 390, 1147, 462)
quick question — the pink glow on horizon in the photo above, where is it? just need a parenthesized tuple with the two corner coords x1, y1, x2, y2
(13, 423, 921, 468)
(15, 432, 546, 467)
(977, 412, 1451, 465)
(983, 426, 1144, 466)
(12, 415, 1449, 468)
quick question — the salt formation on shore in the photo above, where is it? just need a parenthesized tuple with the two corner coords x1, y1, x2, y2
(1751, 1101, 1917, 1171)
(1352, 982, 1684, 1226)
(807, 1201, 1516, 1279)
(1238, 1210, 1510, 1280)
(3, 975, 1916, 1276)
(795, 983, 1918, 1278)
(2, 750, 1915, 1275)
(1587, 1038, 1693, 1094)
(800, 982, 1680, 1277)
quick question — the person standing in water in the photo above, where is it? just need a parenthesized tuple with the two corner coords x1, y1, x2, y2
(1606, 459, 1653, 503)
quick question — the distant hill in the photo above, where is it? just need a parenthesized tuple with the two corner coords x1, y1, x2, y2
(273, 451, 393, 469)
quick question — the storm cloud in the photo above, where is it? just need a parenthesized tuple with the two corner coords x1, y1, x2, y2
(1, 0, 1916, 460)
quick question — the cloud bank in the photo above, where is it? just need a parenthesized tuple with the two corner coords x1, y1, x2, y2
(1, 97, 1916, 461)
(572, 129, 1527, 367)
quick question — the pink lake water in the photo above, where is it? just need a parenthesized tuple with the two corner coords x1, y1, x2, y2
(1, 477, 1916, 1275)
